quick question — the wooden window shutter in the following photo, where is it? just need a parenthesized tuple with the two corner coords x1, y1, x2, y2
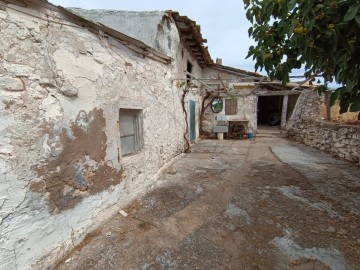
(225, 99, 237, 115)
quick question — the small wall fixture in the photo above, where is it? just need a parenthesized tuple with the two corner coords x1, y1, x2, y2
(211, 98, 223, 113)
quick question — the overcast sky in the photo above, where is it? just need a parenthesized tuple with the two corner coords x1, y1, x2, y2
(48, 0, 258, 72)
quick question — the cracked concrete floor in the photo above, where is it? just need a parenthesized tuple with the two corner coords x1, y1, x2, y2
(54, 134, 360, 270)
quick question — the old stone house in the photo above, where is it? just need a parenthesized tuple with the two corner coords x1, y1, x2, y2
(0, 1, 359, 269)
(201, 63, 308, 138)
(0, 1, 209, 269)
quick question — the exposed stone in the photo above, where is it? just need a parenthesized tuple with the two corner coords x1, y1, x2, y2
(59, 83, 78, 97)
(325, 226, 336, 233)
(39, 78, 56, 87)
(287, 90, 360, 164)
(287, 118, 360, 164)
(166, 166, 177, 175)
(4, 63, 34, 77)
(0, 76, 25, 91)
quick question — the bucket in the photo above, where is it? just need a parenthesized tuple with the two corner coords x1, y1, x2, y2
(248, 132, 254, 139)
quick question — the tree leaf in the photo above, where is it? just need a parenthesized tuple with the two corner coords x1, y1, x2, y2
(344, 5, 359, 21)
(349, 96, 360, 112)
(243, 0, 360, 103)
(355, 15, 360, 26)
(288, 0, 297, 10)
(339, 97, 350, 114)
(248, 26, 253, 37)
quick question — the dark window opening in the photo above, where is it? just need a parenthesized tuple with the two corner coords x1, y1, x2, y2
(186, 61, 193, 85)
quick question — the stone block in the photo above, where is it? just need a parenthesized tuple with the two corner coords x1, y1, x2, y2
(59, 83, 78, 97)
(39, 78, 56, 87)
(0, 76, 24, 91)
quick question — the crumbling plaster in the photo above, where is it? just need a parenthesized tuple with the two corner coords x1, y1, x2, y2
(69, 8, 181, 59)
(0, 4, 203, 269)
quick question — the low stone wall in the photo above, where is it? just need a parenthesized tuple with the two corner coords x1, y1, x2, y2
(288, 118, 360, 164)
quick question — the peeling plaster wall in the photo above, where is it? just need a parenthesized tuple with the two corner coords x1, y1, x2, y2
(71, 7, 204, 141)
(69, 9, 180, 58)
(201, 68, 257, 135)
(0, 4, 201, 269)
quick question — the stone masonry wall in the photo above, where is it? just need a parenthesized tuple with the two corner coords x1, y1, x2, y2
(286, 89, 322, 129)
(0, 3, 202, 269)
(287, 90, 360, 164)
(288, 119, 360, 163)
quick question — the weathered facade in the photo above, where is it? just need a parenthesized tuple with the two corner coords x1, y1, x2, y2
(0, 1, 205, 269)
(201, 64, 304, 138)
(1, 1, 358, 269)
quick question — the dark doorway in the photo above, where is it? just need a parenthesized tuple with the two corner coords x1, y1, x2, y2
(186, 61, 193, 85)
(257, 96, 282, 126)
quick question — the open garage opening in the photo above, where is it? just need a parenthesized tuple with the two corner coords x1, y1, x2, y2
(257, 95, 299, 128)
(257, 96, 283, 126)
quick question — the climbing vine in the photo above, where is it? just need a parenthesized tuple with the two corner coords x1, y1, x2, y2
(180, 82, 191, 153)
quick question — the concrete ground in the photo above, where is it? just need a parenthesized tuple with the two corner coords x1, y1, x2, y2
(55, 130, 360, 270)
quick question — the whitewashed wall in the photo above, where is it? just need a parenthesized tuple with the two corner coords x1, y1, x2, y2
(201, 67, 257, 135)
(0, 3, 202, 269)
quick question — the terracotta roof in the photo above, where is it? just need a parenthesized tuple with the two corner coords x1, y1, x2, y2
(166, 10, 213, 67)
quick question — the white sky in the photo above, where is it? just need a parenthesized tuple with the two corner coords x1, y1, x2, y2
(48, 0, 257, 72)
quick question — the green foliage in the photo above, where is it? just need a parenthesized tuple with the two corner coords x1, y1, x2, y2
(244, 0, 360, 113)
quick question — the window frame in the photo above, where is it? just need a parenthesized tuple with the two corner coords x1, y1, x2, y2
(119, 108, 143, 157)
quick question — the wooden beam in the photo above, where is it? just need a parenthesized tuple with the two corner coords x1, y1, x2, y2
(324, 91, 331, 121)
(177, 21, 190, 29)
(185, 40, 198, 46)
(181, 33, 194, 39)
(189, 48, 201, 52)
(254, 90, 301, 96)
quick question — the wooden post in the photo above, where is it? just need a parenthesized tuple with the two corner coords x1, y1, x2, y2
(281, 95, 289, 129)
(324, 91, 331, 121)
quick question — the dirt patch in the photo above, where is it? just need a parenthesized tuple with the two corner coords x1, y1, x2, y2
(32, 109, 123, 213)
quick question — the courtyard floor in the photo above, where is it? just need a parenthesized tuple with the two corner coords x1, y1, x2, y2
(55, 130, 360, 270)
